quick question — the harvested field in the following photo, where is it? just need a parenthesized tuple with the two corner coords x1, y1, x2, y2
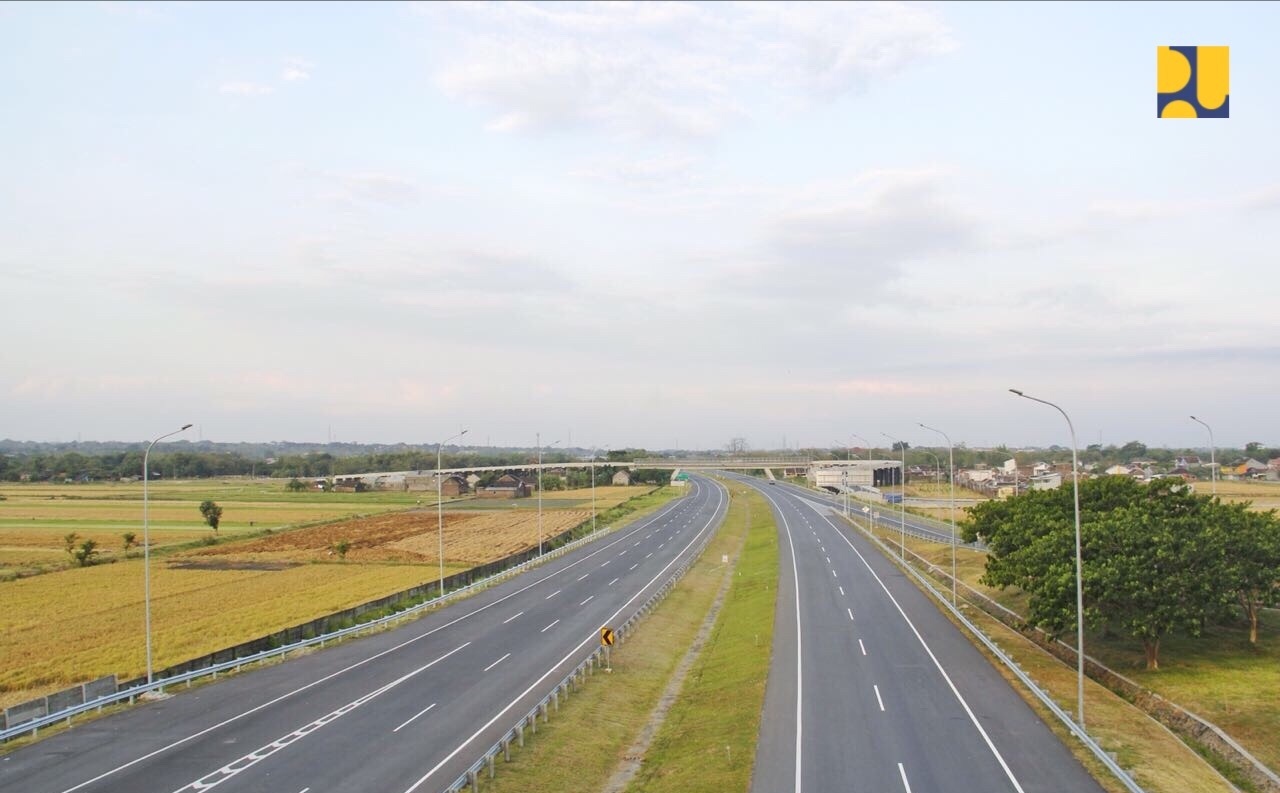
(0, 561, 453, 709)
(190, 509, 592, 565)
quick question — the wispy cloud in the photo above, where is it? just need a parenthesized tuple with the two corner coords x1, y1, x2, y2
(281, 56, 315, 82)
(431, 1, 954, 138)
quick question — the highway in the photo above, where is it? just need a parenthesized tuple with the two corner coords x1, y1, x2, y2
(790, 481, 971, 546)
(0, 476, 727, 793)
(731, 474, 1104, 793)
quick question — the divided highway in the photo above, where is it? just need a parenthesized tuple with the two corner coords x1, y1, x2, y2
(0, 477, 727, 793)
(732, 474, 1105, 793)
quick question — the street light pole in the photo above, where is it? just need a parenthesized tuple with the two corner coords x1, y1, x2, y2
(924, 450, 942, 488)
(590, 445, 600, 534)
(437, 429, 468, 599)
(143, 423, 192, 684)
(882, 432, 908, 560)
(537, 435, 560, 556)
(1190, 415, 1217, 496)
(918, 423, 957, 607)
(1011, 388, 1086, 729)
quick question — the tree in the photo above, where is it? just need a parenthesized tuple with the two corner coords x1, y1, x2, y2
(891, 441, 910, 453)
(72, 538, 99, 567)
(285, 478, 307, 492)
(1118, 440, 1148, 461)
(64, 532, 80, 559)
(540, 474, 564, 492)
(122, 532, 137, 558)
(1214, 503, 1280, 645)
(199, 500, 223, 533)
(964, 477, 1231, 669)
(1086, 492, 1227, 669)
(332, 539, 351, 560)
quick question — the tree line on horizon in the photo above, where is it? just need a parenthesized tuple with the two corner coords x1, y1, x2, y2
(0, 447, 651, 483)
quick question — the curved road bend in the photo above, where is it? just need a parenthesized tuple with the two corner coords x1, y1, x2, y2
(0, 476, 728, 793)
(731, 474, 1104, 793)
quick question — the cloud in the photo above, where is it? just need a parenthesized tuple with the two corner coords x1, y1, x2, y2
(339, 172, 420, 205)
(571, 152, 700, 186)
(430, 2, 954, 138)
(282, 56, 315, 82)
(736, 169, 977, 299)
(218, 81, 274, 96)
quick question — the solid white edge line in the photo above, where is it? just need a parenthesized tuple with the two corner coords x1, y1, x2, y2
(483, 653, 511, 673)
(393, 702, 438, 733)
(753, 483, 804, 793)
(815, 506, 1027, 793)
(399, 477, 728, 793)
(56, 474, 699, 793)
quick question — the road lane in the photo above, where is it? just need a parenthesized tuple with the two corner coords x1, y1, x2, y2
(735, 473, 1103, 793)
(1, 477, 728, 793)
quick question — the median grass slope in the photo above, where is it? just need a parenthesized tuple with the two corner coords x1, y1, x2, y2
(477, 481, 777, 793)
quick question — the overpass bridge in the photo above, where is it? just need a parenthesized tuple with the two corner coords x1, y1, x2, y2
(630, 457, 813, 469)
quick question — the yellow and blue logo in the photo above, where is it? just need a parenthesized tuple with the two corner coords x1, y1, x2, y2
(1158, 46, 1229, 118)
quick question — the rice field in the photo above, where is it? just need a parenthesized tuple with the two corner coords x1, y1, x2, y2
(0, 561, 453, 709)
(0, 479, 416, 577)
(0, 481, 678, 710)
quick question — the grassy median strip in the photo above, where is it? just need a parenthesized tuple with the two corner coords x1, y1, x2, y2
(855, 518, 1238, 793)
(477, 482, 778, 793)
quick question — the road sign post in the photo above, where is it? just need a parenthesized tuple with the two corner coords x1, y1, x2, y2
(601, 626, 615, 672)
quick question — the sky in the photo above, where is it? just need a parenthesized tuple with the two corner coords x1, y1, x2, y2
(2, 1, 1278, 451)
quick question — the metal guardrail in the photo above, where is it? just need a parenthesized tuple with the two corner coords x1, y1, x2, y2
(837, 511, 1146, 793)
(441, 497, 720, 793)
(0, 512, 667, 744)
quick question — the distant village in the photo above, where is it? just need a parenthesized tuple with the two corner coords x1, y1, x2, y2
(949, 454, 1280, 498)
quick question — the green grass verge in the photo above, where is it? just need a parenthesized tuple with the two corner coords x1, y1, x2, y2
(472, 482, 777, 793)
(624, 482, 778, 793)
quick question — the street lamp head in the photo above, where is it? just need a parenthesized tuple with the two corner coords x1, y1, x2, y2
(180, 424, 193, 431)
(1008, 389, 1024, 396)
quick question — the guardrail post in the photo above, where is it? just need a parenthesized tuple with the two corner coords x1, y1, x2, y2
(488, 752, 496, 778)
(468, 769, 478, 792)
(517, 723, 524, 747)
(553, 690, 559, 712)
(503, 737, 511, 761)
(540, 702, 549, 723)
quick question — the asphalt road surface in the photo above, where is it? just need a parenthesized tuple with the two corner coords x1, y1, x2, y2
(0, 476, 727, 793)
(732, 474, 1106, 793)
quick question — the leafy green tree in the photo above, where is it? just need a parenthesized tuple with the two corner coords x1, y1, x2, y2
(332, 539, 351, 560)
(199, 500, 223, 533)
(72, 539, 99, 567)
(1086, 488, 1228, 669)
(1214, 503, 1280, 645)
(540, 474, 565, 492)
(64, 532, 80, 558)
(285, 478, 307, 492)
(122, 531, 137, 558)
(964, 477, 1232, 669)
